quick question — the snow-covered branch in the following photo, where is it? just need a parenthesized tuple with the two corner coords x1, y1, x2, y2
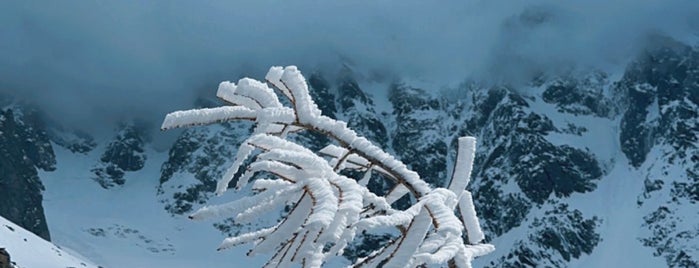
(162, 66, 493, 267)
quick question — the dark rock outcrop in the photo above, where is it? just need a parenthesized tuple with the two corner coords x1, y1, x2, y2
(0, 108, 54, 240)
(92, 124, 147, 188)
(389, 84, 448, 187)
(0, 248, 11, 268)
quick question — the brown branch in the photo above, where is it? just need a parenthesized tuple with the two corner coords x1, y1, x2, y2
(254, 192, 307, 253)
(317, 151, 372, 171)
(274, 234, 296, 268)
(291, 230, 311, 262)
(217, 94, 263, 110)
(160, 116, 257, 131)
(353, 237, 400, 268)
(333, 149, 354, 172)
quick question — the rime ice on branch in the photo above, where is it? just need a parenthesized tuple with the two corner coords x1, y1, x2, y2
(162, 66, 494, 267)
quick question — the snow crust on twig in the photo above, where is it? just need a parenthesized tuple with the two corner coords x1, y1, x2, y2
(162, 66, 493, 267)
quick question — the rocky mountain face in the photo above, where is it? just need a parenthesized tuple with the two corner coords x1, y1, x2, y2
(0, 105, 54, 241)
(92, 124, 147, 188)
(1, 38, 697, 267)
(617, 39, 699, 267)
(158, 117, 251, 215)
(467, 76, 607, 267)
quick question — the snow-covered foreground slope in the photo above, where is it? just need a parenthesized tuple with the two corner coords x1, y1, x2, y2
(40, 144, 267, 267)
(0, 215, 98, 268)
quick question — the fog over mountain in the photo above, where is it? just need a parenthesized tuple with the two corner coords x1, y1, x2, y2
(1, 0, 697, 131)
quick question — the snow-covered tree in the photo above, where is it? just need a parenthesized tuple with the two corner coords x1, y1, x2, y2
(161, 66, 494, 267)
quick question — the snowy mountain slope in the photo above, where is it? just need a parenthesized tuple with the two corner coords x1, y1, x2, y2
(39, 135, 268, 268)
(0, 37, 696, 267)
(470, 38, 698, 267)
(0, 215, 99, 268)
(614, 39, 699, 267)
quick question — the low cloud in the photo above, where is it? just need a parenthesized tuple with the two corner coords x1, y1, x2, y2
(0, 0, 697, 131)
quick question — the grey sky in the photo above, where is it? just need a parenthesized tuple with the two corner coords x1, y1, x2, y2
(1, 0, 697, 131)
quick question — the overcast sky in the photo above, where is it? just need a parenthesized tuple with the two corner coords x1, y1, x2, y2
(1, 0, 697, 132)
